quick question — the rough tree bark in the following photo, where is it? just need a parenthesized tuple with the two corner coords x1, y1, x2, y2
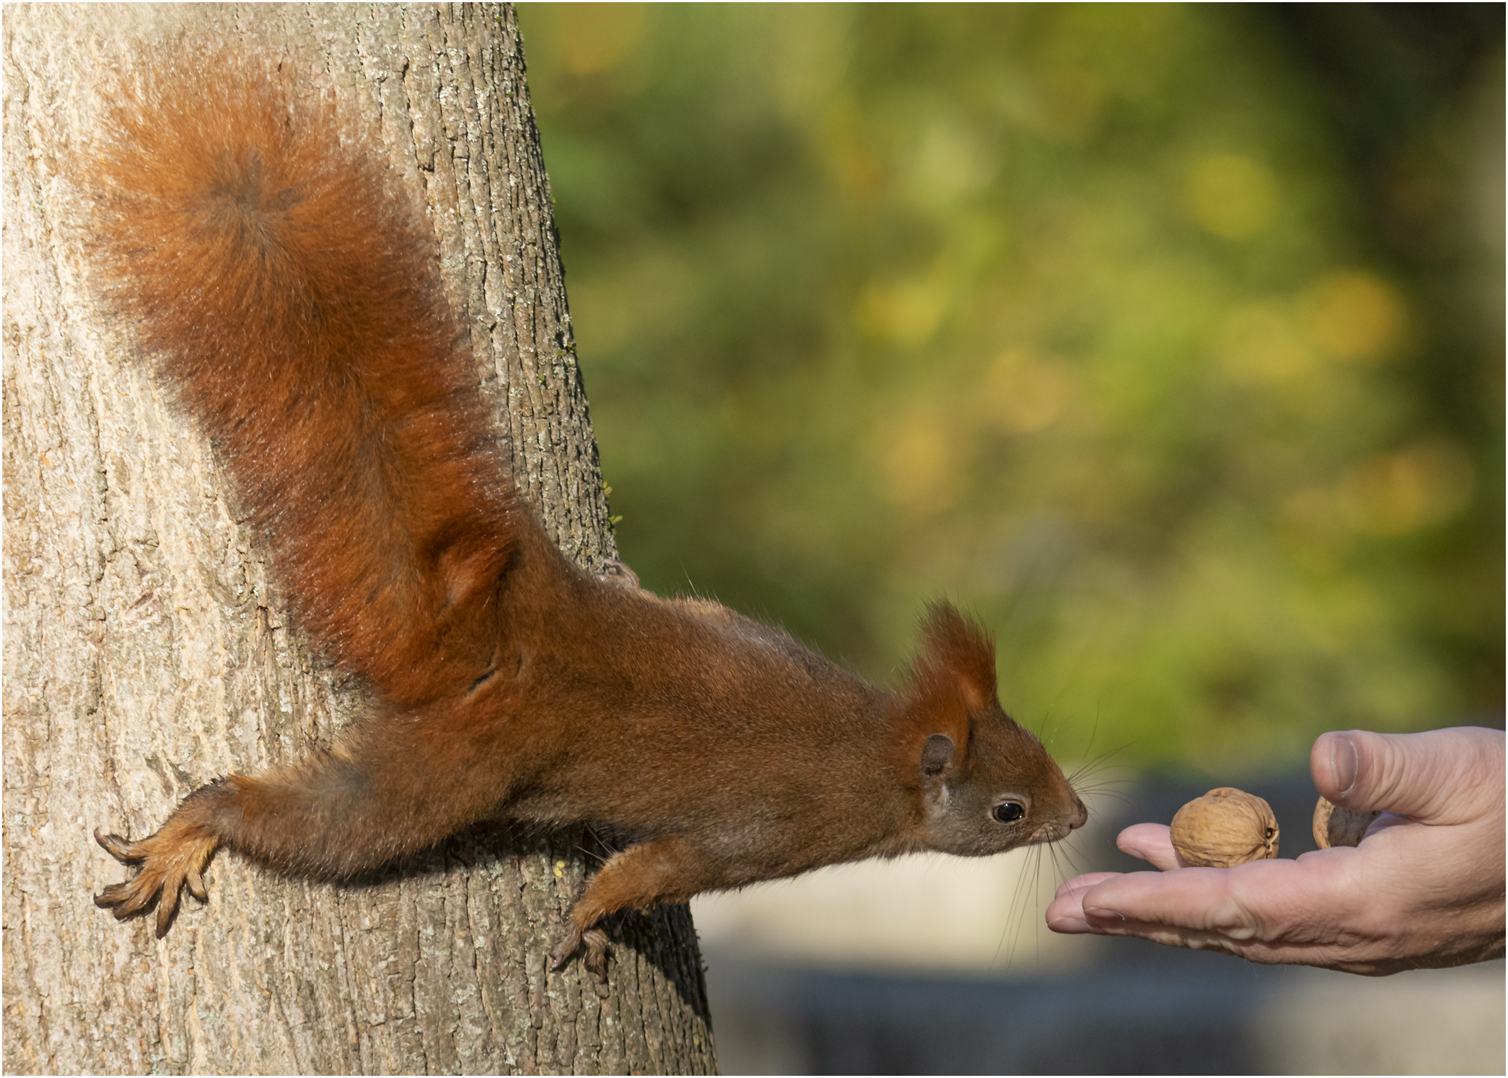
(2, 5, 717, 1073)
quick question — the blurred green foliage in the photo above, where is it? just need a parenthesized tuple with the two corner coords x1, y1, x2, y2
(516, 4, 1503, 771)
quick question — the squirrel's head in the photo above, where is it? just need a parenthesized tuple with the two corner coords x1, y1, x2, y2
(894, 603, 1086, 856)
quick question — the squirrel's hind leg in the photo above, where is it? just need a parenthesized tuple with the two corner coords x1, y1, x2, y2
(93, 708, 514, 936)
(94, 808, 219, 938)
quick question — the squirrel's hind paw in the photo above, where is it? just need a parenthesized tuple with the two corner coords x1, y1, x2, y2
(93, 825, 219, 938)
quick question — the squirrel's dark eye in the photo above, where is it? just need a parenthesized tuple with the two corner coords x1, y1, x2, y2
(992, 801, 1025, 823)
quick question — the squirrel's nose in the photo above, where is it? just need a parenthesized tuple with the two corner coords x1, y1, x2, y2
(1068, 795, 1088, 830)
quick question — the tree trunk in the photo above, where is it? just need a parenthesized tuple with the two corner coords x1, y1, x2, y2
(2, 4, 716, 1073)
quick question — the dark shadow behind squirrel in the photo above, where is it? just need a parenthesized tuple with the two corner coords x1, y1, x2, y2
(84, 53, 1086, 979)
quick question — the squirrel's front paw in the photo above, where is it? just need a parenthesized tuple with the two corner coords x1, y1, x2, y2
(550, 923, 611, 981)
(94, 822, 219, 938)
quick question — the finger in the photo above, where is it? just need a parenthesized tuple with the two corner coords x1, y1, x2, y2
(1078, 914, 1253, 958)
(1081, 868, 1261, 942)
(1053, 871, 1123, 899)
(1080, 854, 1360, 945)
(1312, 727, 1505, 823)
(1115, 823, 1183, 870)
(1046, 872, 1122, 932)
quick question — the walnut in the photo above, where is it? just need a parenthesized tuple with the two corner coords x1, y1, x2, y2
(1311, 796, 1380, 849)
(1169, 787, 1279, 867)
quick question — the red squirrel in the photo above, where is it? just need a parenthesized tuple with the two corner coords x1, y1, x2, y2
(86, 61, 1086, 978)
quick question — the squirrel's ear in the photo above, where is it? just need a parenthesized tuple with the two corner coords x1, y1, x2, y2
(918, 733, 955, 777)
(895, 603, 998, 772)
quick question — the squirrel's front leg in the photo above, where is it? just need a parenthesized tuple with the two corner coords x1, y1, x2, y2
(551, 835, 717, 980)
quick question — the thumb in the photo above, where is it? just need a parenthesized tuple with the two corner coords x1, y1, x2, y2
(1311, 727, 1505, 823)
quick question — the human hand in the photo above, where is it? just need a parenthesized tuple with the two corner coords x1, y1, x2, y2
(1047, 727, 1505, 974)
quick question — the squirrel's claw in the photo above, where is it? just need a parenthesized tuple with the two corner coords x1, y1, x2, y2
(550, 924, 582, 972)
(94, 878, 160, 917)
(185, 866, 209, 902)
(94, 829, 144, 864)
(581, 929, 610, 980)
(154, 887, 181, 938)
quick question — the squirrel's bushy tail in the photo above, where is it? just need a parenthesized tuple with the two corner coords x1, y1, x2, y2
(84, 63, 516, 705)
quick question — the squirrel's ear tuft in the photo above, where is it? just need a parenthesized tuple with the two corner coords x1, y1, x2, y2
(894, 603, 998, 772)
(914, 602, 997, 712)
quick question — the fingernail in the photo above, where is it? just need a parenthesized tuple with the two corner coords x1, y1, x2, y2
(1047, 915, 1090, 934)
(1331, 735, 1358, 797)
(1083, 906, 1126, 923)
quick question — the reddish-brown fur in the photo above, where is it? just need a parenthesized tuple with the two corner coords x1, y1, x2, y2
(88, 61, 1086, 978)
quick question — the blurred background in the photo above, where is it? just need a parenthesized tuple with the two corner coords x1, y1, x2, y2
(516, 4, 1503, 1074)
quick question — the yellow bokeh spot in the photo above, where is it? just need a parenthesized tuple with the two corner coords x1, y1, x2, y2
(1306, 270, 1407, 363)
(1185, 154, 1277, 239)
(983, 350, 1073, 432)
(1281, 438, 1475, 548)
(555, 4, 646, 76)
(874, 403, 962, 517)
(910, 122, 995, 205)
(856, 276, 949, 347)
(1217, 302, 1310, 385)
(1346, 438, 1476, 535)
